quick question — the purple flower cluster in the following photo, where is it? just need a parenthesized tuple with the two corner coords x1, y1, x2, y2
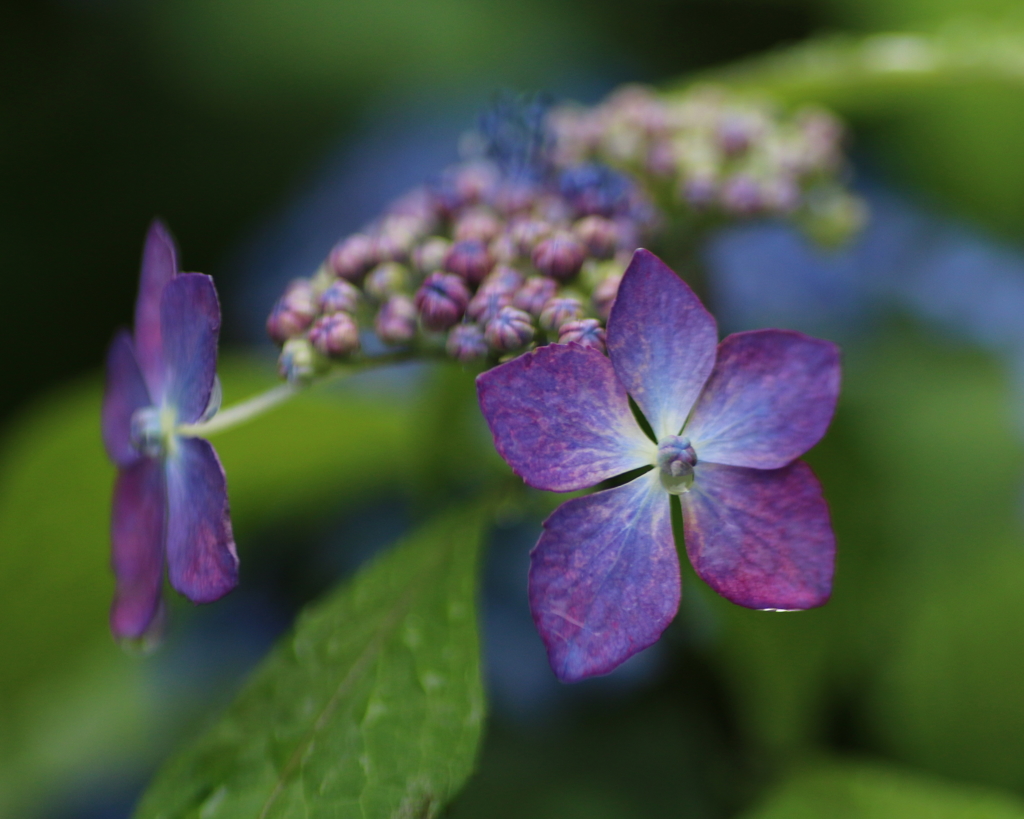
(549, 84, 865, 244)
(265, 161, 651, 376)
(478, 249, 840, 682)
(102, 223, 238, 643)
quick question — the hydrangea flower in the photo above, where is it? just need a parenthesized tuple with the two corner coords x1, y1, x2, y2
(101, 222, 238, 643)
(477, 249, 839, 682)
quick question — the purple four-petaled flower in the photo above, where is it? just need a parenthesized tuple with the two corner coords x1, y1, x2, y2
(477, 249, 840, 682)
(101, 221, 238, 642)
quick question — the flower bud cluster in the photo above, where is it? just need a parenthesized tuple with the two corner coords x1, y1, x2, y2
(547, 84, 866, 245)
(266, 86, 864, 380)
(266, 158, 651, 377)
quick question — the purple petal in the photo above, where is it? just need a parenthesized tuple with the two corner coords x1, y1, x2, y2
(160, 273, 221, 424)
(681, 460, 834, 610)
(607, 249, 718, 440)
(165, 434, 237, 601)
(102, 330, 152, 467)
(134, 221, 179, 399)
(110, 457, 166, 639)
(477, 343, 655, 492)
(685, 330, 840, 469)
(529, 472, 678, 682)
(165, 436, 238, 603)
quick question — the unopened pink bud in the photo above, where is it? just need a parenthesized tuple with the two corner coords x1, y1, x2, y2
(309, 312, 360, 357)
(512, 276, 558, 316)
(444, 239, 494, 284)
(721, 175, 763, 215)
(468, 288, 513, 324)
(375, 294, 418, 344)
(493, 180, 538, 215)
(454, 208, 503, 243)
(573, 216, 619, 259)
(480, 265, 524, 295)
(452, 161, 500, 206)
(484, 306, 534, 352)
(539, 296, 585, 332)
(532, 230, 585, 281)
(412, 237, 450, 274)
(364, 262, 410, 300)
(371, 231, 408, 264)
(490, 233, 518, 264)
(329, 234, 375, 281)
(415, 272, 470, 331)
(318, 279, 361, 314)
(266, 280, 316, 343)
(446, 323, 489, 362)
(508, 218, 552, 256)
(558, 318, 606, 353)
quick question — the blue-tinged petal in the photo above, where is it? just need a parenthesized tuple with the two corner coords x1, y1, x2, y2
(165, 436, 238, 603)
(134, 220, 179, 399)
(477, 343, 655, 492)
(606, 249, 718, 440)
(110, 457, 166, 639)
(681, 461, 834, 610)
(160, 273, 220, 424)
(685, 330, 840, 469)
(529, 471, 678, 682)
(102, 330, 151, 467)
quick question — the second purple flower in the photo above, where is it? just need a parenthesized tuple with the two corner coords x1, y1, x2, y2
(477, 249, 840, 682)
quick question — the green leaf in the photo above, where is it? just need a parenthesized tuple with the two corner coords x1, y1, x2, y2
(741, 761, 1024, 819)
(133, 505, 487, 819)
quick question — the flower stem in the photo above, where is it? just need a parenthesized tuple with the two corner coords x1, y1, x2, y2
(177, 383, 298, 438)
(177, 350, 426, 439)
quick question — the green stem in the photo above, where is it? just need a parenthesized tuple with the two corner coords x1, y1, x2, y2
(177, 350, 423, 439)
(177, 383, 299, 438)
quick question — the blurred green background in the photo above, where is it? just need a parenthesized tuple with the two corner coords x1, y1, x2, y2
(8, 0, 1024, 817)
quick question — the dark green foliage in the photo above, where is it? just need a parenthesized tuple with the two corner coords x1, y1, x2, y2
(742, 761, 1024, 818)
(134, 507, 486, 819)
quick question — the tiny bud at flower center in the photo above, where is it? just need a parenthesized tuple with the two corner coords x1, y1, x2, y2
(657, 435, 696, 494)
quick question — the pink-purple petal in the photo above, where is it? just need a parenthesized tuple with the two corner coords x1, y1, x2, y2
(102, 330, 152, 467)
(606, 249, 718, 440)
(165, 436, 238, 603)
(685, 330, 841, 469)
(681, 460, 834, 610)
(477, 343, 655, 492)
(160, 273, 221, 424)
(110, 457, 166, 639)
(529, 471, 678, 682)
(134, 220, 179, 399)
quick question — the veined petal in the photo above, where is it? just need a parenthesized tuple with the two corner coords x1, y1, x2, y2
(477, 343, 655, 492)
(165, 437, 238, 603)
(134, 220, 179, 399)
(685, 330, 840, 469)
(607, 249, 718, 440)
(110, 457, 166, 639)
(529, 471, 678, 682)
(102, 331, 151, 467)
(160, 273, 221, 424)
(681, 461, 834, 610)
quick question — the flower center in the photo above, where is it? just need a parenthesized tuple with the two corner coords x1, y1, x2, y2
(657, 435, 696, 495)
(130, 405, 177, 458)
